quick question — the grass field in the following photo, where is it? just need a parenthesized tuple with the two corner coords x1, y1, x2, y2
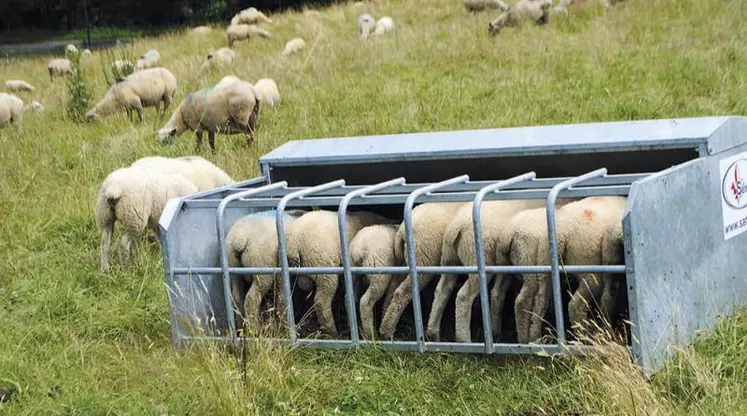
(1, 0, 747, 413)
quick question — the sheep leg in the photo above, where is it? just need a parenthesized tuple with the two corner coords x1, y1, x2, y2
(359, 274, 390, 340)
(489, 274, 512, 340)
(195, 130, 204, 150)
(599, 274, 616, 327)
(382, 275, 405, 313)
(488, 12, 509, 36)
(379, 274, 435, 340)
(208, 131, 216, 153)
(118, 229, 138, 267)
(135, 105, 144, 122)
(515, 274, 543, 344)
(126, 108, 133, 122)
(426, 273, 459, 342)
(100, 226, 113, 271)
(455, 273, 495, 343)
(313, 274, 339, 335)
(568, 273, 604, 334)
(244, 274, 274, 333)
(231, 275, 247, 331)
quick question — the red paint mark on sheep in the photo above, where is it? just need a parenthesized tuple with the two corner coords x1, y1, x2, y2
(583, 209, 595, 222)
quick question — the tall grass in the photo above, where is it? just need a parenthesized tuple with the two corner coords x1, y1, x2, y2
(0, 0, 746, 413)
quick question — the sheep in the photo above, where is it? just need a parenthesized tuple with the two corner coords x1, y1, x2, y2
(86, 67, 177, 122)
(0, 93, 23, 132)
(552, 0, 624, 14)
(227, 24, 271, 47)
(190, 25, 212, 35)
(504, 196, 627, 344)
(136, 49, 161, 71)
(213, 75, 242, 90)
(286, 210, 393, 335)
(24, 101, 44, 114)
(96, 166, 198, 271)
(253, 78, 280, 108)
(488, 0, 553, 36)
(378, 202, 467, 340)
(65, 44, 78, 55)
(282, 38, 306, 56)
(231, 7, 273, 26)
(465, 0, 509, 12)
(425, 200, 547, 343)
(82, 49, 93, 60)
(358, 13, 376, 39)
(47, 58, 72, 81)
(156, 78, 260, 152)
(373, 17, 395, 37)
(129, 155, 234, 192)
(350, 224, 405, 340)
(4, 80, 35, 92)
(201, 47, 235, 71)
(111, 60, 135, 76)
(226, 209, 307, 333)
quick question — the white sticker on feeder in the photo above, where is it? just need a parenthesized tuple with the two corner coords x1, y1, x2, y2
(719, 151, 747, 240)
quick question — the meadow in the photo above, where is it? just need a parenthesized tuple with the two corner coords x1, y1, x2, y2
(1, 0, 746, 413)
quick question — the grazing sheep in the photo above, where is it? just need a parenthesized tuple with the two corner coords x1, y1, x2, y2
(82, 49, 93, 59)
(286, 210, 393, 335)
(505, 196, 627, 344)
(96, 166, 198, 271)
(379, 203, 467, 340)
(4, 80, 35, 92)
(213, 75, 242, 90)
(253, 78, 280, 108)
(358, 13, 376, 39)
(156, 78, 260, 152)
(488, 0, 553, 36)
(47, 58, 72, 81)
(65, 44, 78, 55)
(373, 17, 395, 37)
(24, 101, 44, 114)
(86, 67, 177, 122)
(227, 24, 272, 47)
(226, 209, 307, 333)
(465, 0, 509, 12)
(111, 59, 135, 76)
(201, 47, 235, 71)
(190, 25, 212, 35)
(426, 200, 547, 343)
(231, 7, 273, 25)
(136, 49, 161, 71)
(350, 224, 405, 340)
(0, 93, 23, 132)
(130, 155, 234, 192)
(282, 38, 306, 56)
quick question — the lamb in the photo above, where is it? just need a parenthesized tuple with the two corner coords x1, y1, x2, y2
(129, 155, 234, 192)
(253, 78, 280, 108)
(282, 38, 306, 56)
(96, 166, 198, 271)
(504, 196, 627, 344)
(358, 13, 376, 39)
(286, 210, 393, 335)
(0, 93, 24, 132)
(231, 7, 273, 26)
(227, 24, 272, 47)
(464, 0, 509, 12)
(378, 202, 467, 340)
(65, 44, 78, 55)
(349, 224, 404, 340)
(136, 49, 161, 71)
(226, 209, 307, 333)
(4, 80, 35, 92)
(373, 17, 395, 37)
(156, 78, 260, 152)
(201, 47, 235, 71)
(190, 25, 212, 35)
(425, 200, 546, 343)
(86, 67, 177, 122)
(48, 58, 73, 81)
(488, 0, 553, 36)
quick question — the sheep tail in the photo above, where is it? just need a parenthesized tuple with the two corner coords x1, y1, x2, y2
(393, 225, 406, 265)
(96, 181, 122, 231)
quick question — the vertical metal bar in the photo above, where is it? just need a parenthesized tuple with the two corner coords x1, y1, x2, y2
(216, 182, 290, 340)
(472, 172, 537, 353)
(404, 175, 470, 352)
(546, 168, 608, 347)
(338, 177, 407, 347)
(276, 180, 347, 346)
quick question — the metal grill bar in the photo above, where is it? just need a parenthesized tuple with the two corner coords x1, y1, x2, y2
(172, 265, 627, 275)
(338, 177, 407, 346)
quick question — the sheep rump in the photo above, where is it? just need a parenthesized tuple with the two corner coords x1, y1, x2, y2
(253, 78, 280, 108)
(129, 155, 234, 192)
(0, 93, 24, 132)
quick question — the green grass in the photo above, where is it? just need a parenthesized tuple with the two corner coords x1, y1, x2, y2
(1, 0, 747, 413)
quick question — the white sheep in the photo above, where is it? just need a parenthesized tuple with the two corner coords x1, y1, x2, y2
(213, 75, 242, 90)
(464, 0, 509, 12)
(201, 47, 235, 71)
(373, 17, 395, 37)
(156, 78, 260, 152)
(111, 59, 135, 76)
(4, 80, 35, 92)
(504, 196, 627, 344)
(65, 44, 78, 55)
(24, 101, 44, 114)
(350, 224, 405, 340)
(86, 67, 177, 122)
(231, 7, 273, 26)
(227, 24, 272, 47)
(0, 93, 24, 132)
(136, 49, 161, 70)
(82, 49, 93, 60)
(286, 210, 393, 335)
(190, 25, 212, 35)
(253, 78, 280, 108)
(425, 200, 546, 343)
(378, 202, 467, 340)
(96, 166, 198, 271)
(48, 58, 73, 81)
(226, 209, 307, 333)
(358, 13, 376, 39)
(553, 0, 623, 14)
(282, 38, 306, 56)
(488, 0, 553, 36)
(129, 155, 234, 192)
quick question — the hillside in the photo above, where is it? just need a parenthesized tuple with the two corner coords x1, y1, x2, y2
(1, 0, 746, 413)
